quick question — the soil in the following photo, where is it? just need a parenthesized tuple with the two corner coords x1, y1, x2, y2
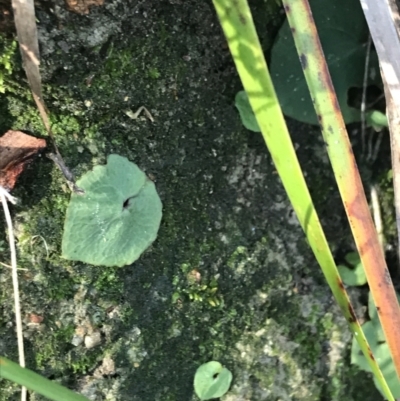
(0, 0, 394, 400)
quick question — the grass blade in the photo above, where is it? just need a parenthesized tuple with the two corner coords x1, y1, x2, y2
(282, 0, 400, 379)
(211, 0, 395, 399)
(0, 357, 90, 401)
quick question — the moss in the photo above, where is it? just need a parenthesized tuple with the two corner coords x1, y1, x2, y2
(0, 37, 16, 94)
(0, 1, 385, 400)
(377, 170, 398, 249)
(147, 67, 161, 80)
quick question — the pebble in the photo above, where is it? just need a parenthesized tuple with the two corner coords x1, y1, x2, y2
(84, 331, 102, 349)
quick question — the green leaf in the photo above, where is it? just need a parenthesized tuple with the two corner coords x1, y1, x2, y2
(368, 291, 399, 342)
(337, 252, 367, 286)
(366, 110, 388, 129)
(235, 91, 260, 132)
(194, 361, 232, 400)
(344, 252, 360, 266)
(62, 154, 162, 267)
(352, 293, 400, 398)
(351, 321, 378, 373)
(270, 0, 380, 125)
(373, 343, 400, 399)
(352, 327, 400, 398)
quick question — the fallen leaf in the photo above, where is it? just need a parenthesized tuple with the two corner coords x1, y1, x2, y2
(28, 313, 44, 323)
(0, 130, 46, 190)
(61, 154, 162, 267)
(65, 0, 104, 14)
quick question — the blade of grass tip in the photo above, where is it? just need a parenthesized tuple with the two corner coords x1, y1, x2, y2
(211, 0, 395, 399)
(0, 357, 90, 401)
(0, 187, 26, 401)
(282, 0, 400, 379)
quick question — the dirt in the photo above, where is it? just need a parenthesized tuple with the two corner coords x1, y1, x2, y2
(0, 0, 391, 400)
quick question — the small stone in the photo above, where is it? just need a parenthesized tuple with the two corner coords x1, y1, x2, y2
(75, 326, 87, 337)
(71, 334, 84, 347)
(84, 331, 101, 349)
(93, 356, 115, 378)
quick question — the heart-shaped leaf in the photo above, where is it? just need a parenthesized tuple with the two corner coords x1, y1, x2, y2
(62, 154, 162, 267)
(270, 0, 380, 125)
(194, 361, 232, 400)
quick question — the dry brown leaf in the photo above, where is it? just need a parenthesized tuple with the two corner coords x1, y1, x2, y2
(28, 313, 44, 324)
(65, 0, 104, 15)
(0, 130, 46, 191)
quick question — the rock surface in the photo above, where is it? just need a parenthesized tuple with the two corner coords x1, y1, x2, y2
(0, 1, 385, 400)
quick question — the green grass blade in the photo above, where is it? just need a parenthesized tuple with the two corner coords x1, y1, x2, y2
(211, 1, 394, 399)
(282, 0, 400, 380)
(0, 357, 90, 401)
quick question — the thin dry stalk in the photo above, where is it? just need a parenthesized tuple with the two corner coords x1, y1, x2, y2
(0, 186, 26, 401)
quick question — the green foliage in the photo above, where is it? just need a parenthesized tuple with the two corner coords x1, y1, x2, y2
(351, 291, 400, 399)
(172, 263, 222, 307)
(0, 39, 17, 93)
(234, 0, 383, 129)
(147, 67, 161, 79)
(337, 252, 367, 286)
(366, 110, 388, 130)
(62, 154, 162, 267)
(193, 361, 232, 400)
(234, 91, 260, 132)
(269, 0, 381, 125)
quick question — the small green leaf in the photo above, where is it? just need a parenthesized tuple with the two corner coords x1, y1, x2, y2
(337, 253, 366, 286)
(366, 110, 388, 129)
(62, 154, 162, 267)
(194, 361, 232, 400)
(344, 252, 360, 266)
(235, 91, 261, 132)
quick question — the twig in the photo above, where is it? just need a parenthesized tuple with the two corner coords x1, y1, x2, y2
(0, 261, 28, 271)
(30, 235, 49, 259)
(0, 186, 26, 401)
(47, 153, 84, 194)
